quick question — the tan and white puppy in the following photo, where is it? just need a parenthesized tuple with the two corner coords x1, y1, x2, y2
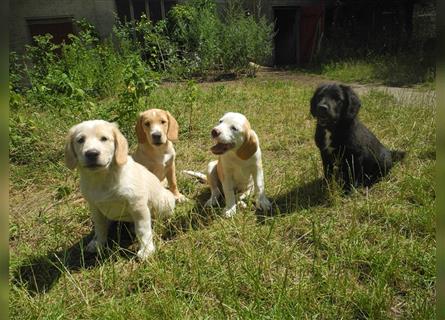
(133, 109, 186, 202)
(65, 120, 175, 260)
(204, 112, 271, 217)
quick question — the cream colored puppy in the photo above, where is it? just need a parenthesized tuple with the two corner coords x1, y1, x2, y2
(65, 120, 175, 260)
(186, 112, 271, 217)
(133, 109, 186, 202)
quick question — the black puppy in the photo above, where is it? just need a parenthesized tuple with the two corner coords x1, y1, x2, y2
(310, 83, 404, 189)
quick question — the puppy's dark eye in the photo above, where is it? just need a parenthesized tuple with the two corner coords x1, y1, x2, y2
(231, 125, 238, 131)
(161, 120, 167, 124)
(218, 120, 223, 124)
(76, 137, 85, 144)
(100, 136, 108, 142)
(144, 122, 150, 127)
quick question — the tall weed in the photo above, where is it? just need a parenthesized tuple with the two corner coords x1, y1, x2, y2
(114, 54, 159, 137)
(168, 0, 221, 73)
(220, 4, 273, 72)
(114, 15, 181, 77)
(167, 0, 273, 76)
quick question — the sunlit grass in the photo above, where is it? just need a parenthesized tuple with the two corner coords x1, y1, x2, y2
(10, 77, 435, 319)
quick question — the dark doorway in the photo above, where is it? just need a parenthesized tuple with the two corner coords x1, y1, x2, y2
(27, 17, 74, 46)
(274, 7, 299, 66)
(27, 17, 74, 55)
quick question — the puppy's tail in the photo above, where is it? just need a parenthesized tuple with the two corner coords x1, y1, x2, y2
(182, 170, 207, 183)
(391, 150, 406, 163)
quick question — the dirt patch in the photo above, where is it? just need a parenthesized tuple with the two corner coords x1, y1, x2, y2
(161, 69, 328, 89)
(254, 69, 326, 87)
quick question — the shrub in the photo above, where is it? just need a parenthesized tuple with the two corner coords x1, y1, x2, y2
(168, 0, 273, 76)
(23, 34, 60, 88)
(114, 53, 159, 137)
(15, 20, 160, 111)
(21, 34, 77, 109)
(113, 15, 181, 78)
(219, 4, 273, 73)
(9, 52, 25, 93)
(168, 0, 221, 73)
(61, 20, 126, 97)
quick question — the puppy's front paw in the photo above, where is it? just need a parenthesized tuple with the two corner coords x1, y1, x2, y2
(222, 206, 237, 218)
(256, 196, 271, 212)
(137, 243, 155, 260)
(237, 200, 247, 209)
(85, 239, 104, 253)
(175, 193, 188, 203)
(205, 197, 219, 207)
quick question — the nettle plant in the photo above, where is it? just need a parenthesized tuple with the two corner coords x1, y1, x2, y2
(115, 54, 159, 136)
(113, 15, 180, 77)
(167, 0, 223, 75)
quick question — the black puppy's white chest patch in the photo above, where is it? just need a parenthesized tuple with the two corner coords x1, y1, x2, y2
(323, 129, 335, 154)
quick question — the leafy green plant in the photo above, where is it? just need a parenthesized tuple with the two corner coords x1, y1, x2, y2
(169, 0, 221, 73)
(220, 4, 273, 73)
(62, 20, 127, 97)
(113, 15, 181, 78)
(9, 52, 25, 92)
(23, 34, 60, 87)
(14, 20, 149, 112)
(168, 0, 273, 77)
(114, 54, 159, 136)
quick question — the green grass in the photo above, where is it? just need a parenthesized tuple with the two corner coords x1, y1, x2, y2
(9, 77, 435, 319)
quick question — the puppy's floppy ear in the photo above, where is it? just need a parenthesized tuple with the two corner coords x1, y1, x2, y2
(166, 111, 179, 141)
(64, 127, 77, 169)
(135, 113, 147, 143)
(310, 84, 324, 117)
(236, 124, 258, 160)
(112, 124, 128, 166)
(340, 84, 361, 120)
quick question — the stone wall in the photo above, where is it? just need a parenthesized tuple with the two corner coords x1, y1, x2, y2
(10, 0, 116, 53)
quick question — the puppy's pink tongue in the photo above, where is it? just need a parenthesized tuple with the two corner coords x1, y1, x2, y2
(211, 143, 229, 155)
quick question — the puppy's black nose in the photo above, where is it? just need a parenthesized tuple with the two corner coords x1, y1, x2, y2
(85, 149, 100, 160)
(152, 132, 162, 141)
(211, 128, 220, 138)
(318, 104, 329, 115)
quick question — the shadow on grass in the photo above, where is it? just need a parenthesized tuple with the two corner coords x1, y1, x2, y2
(297, 52, 435, 88)
(162, 179, 331, 228)
(368, 57, 434, 87)
(12, 181, 328, 295)
(161, 188, 217, 240)
(11, 189, 219, 296)
(11, 222, 137, 296)
(257, 178, 330, 223)
(419, 149, 435, 161)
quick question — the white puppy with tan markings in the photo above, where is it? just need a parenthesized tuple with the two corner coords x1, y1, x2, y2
(186, 112, 271, 217)
(65, 120, 175, 260)
(133, 109, 186, 202)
